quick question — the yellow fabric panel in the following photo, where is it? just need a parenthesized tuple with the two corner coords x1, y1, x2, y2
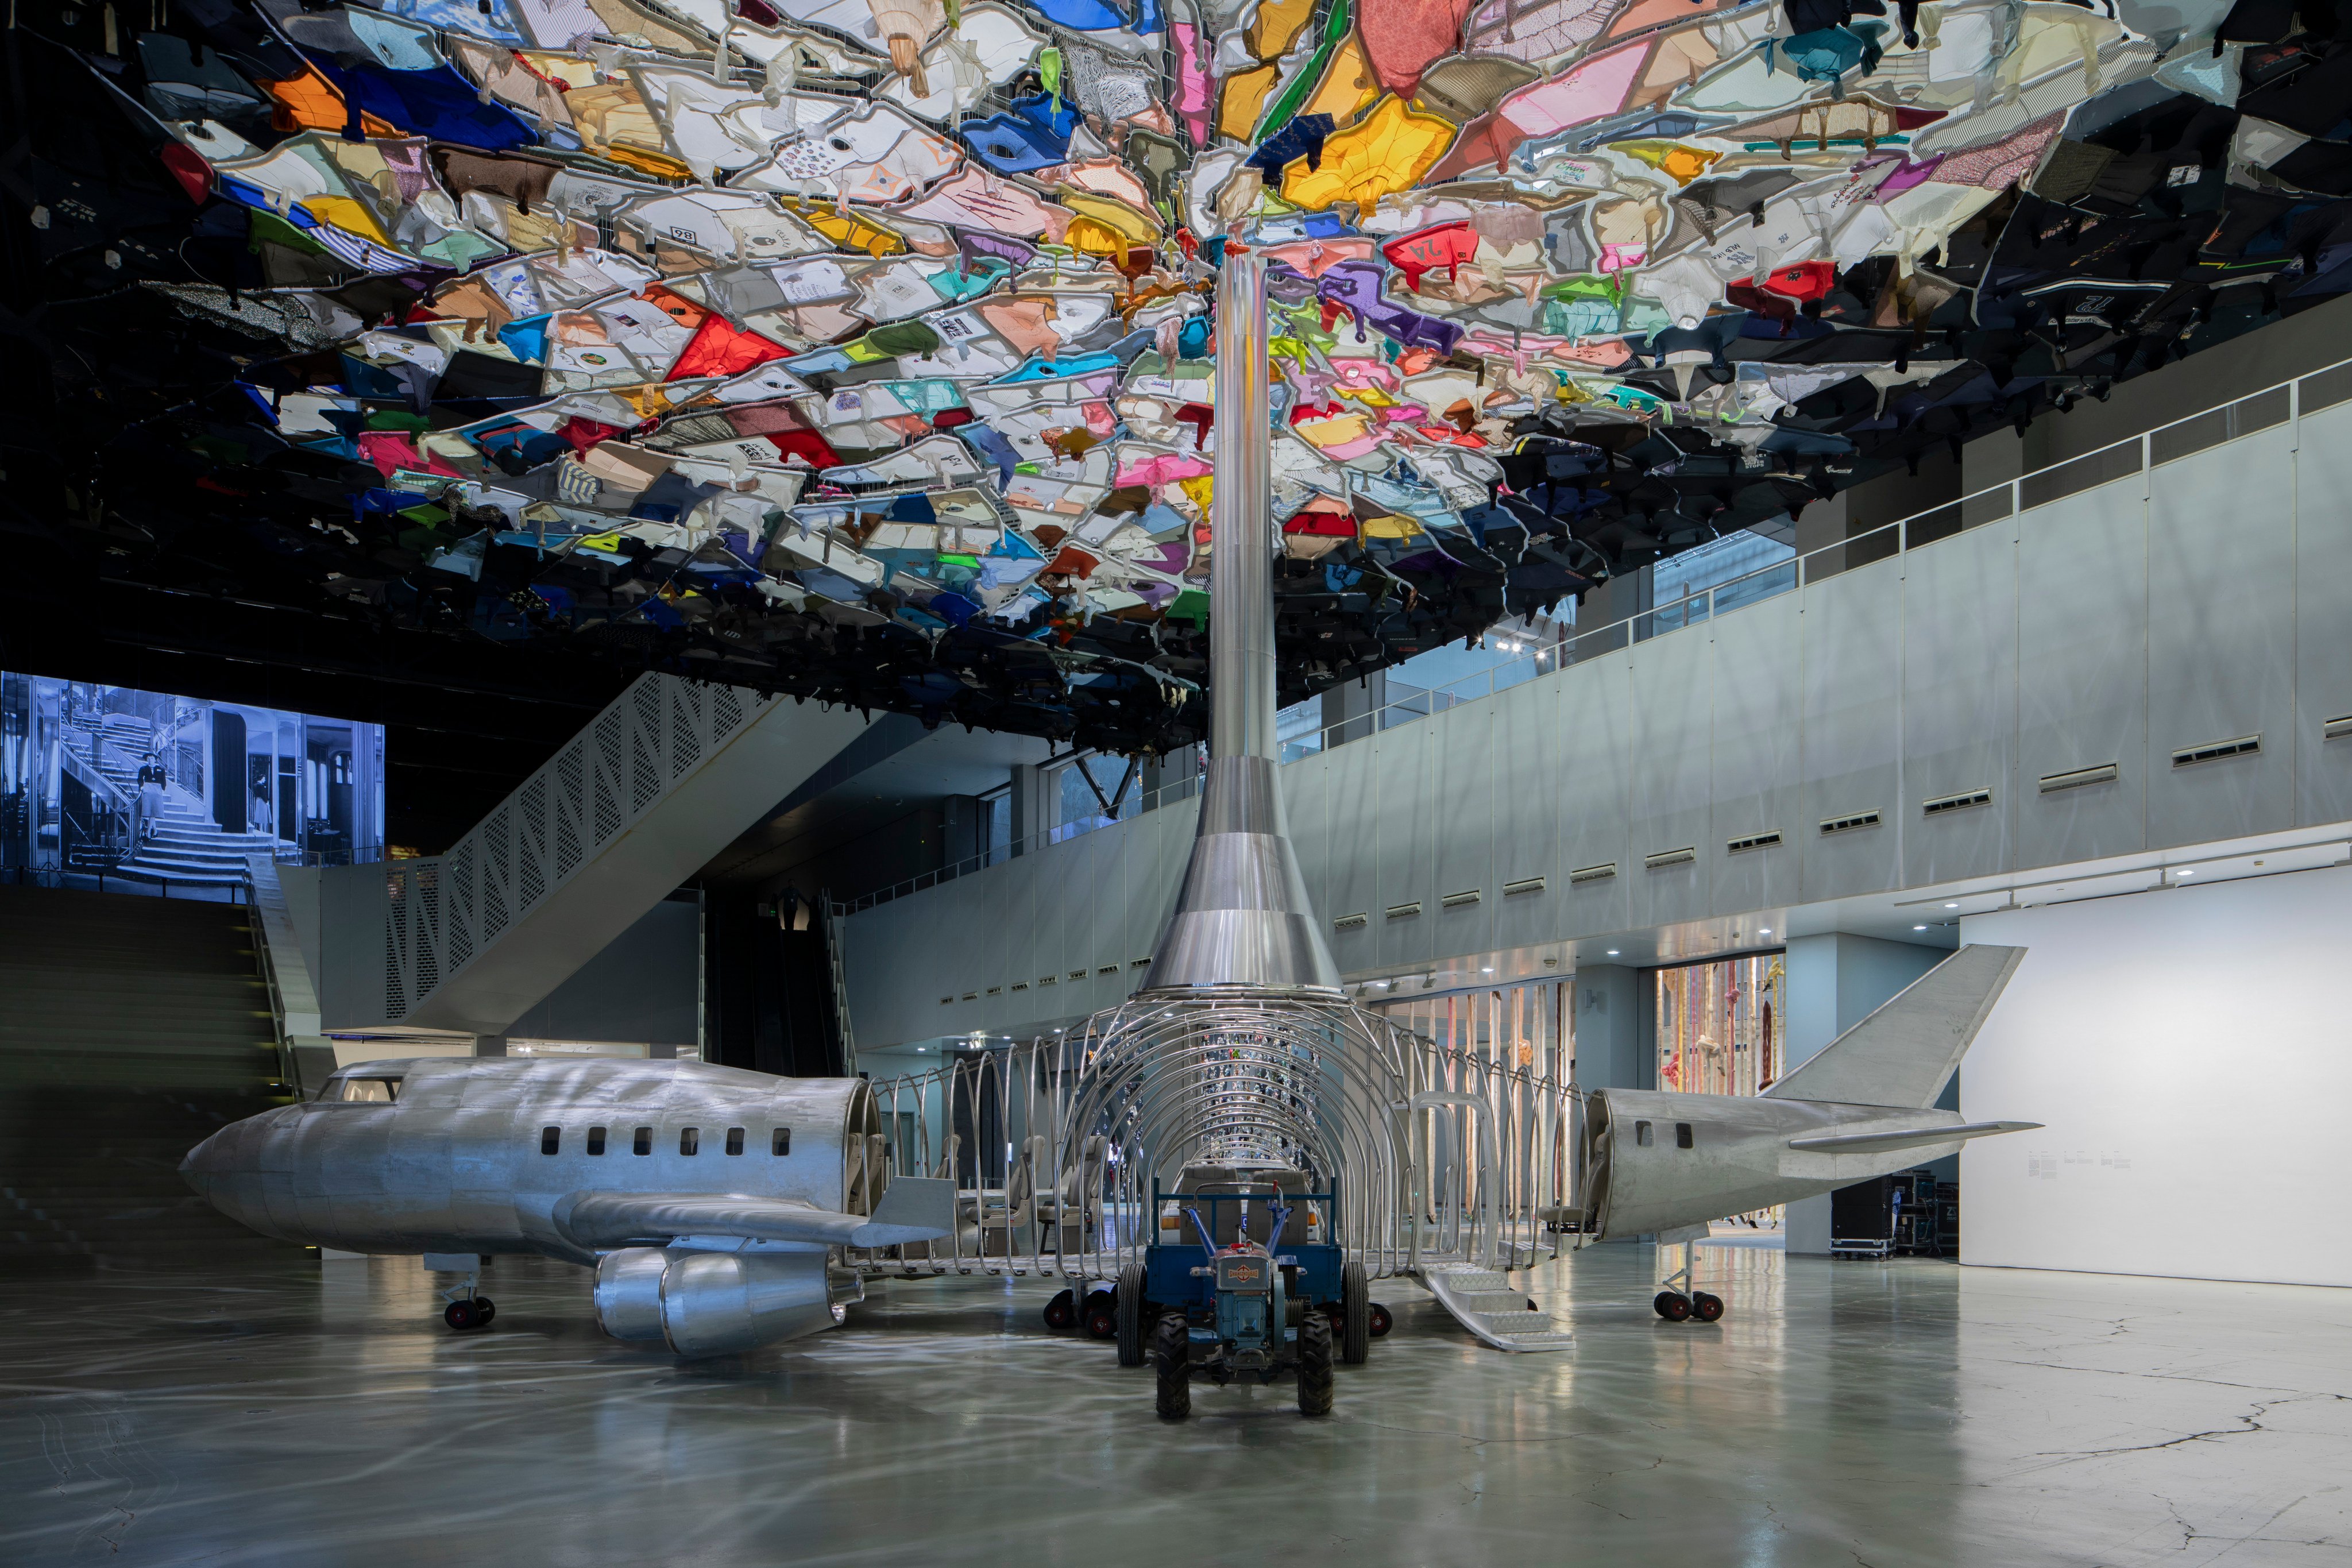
(1302, 36, 1381, 129)
(1360, 510, 1422, 539)
(1059, 191, 1161, 243)
(1282, 96, 1457, 213)
(302, 194, 390, 245)
(1219, 65, 1279, 140)
(1247, 0, 1316, 58)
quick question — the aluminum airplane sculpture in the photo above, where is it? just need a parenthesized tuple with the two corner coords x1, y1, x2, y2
(181, 1059, 953, 1357)
(1569, 944, 2038, 1320)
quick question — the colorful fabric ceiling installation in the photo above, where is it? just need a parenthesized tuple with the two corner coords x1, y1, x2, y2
(7, 0, 2344, 752)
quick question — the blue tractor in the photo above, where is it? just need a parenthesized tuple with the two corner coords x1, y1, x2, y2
(1110, 1164, 1389, 1419)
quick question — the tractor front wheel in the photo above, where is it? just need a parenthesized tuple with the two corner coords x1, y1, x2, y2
(1339, 1260, 1370, 1366)
(1115, 1263, 1149, 1366)
(1296, 1312, 1335, 1416)
(1153, 1313, 1191, 1420)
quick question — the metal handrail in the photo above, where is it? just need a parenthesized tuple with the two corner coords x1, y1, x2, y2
(834, 350, 2348, 916)
(238, 860, 298, 1095)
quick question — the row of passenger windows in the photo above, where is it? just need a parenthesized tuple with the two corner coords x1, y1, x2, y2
(539, 1125, 790, 1157)
(1633, 1121, 1697, 1149)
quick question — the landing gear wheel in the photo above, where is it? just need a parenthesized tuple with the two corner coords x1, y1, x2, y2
(1654, 1291, 1693, 1322)
(1042, 1288, 1076, 1331)
(1296, 1311, 1335, 1416)
(1153, 1313, 1191, 1420)
(443, 1299, 480, 1331)
(1368, 1301, 1393, 1338)
(1690, 1291, 1723, 1323)
(472, 1296, 495, 1325)
(1115, 1264, 1149, 1366)
(1339, 1260, 1370, 1366)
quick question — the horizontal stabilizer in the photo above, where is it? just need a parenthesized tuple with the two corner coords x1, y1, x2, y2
(1763, 944, 2027, 1109)
(1787, 1120, 2041, 1154)
(555, 1189, 953, 1250)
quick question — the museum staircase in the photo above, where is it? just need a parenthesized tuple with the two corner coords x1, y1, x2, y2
(0, 884, 297, 1272)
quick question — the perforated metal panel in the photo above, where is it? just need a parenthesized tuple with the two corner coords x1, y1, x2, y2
(369, 674, 781, 1022)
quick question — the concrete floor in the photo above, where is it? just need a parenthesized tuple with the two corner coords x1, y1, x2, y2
(3, 1242, 2345, 1567)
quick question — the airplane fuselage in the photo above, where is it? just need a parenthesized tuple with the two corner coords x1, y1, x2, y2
(181, 1057, 885, 1265)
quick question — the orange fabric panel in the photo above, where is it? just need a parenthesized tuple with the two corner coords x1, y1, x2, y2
(261, 65, 399, 138)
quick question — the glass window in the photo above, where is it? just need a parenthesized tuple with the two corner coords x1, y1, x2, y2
(1635, 1121, 1653, 1147)
(632, 1126, 652, 1156)
(337, 1077, 397, 1102)
(586, 1126, 607, 1156)
(725, 1127, 744, 1156)
(679, 1127, 700, 1156)
(772, 1127, 791, 1156)
(540, 1126, 561, 1155)
(1676, 1122, 1694, 1149)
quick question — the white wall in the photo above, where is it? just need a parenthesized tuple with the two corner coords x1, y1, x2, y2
(1961, 864, 2352, 1288)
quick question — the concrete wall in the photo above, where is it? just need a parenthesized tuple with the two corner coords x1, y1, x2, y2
(845, 392, 2352, 1048)
(1780, 934, 1949, 1254)
(505, 893, 701, 1048)
(1959, 864, 2352, 1288)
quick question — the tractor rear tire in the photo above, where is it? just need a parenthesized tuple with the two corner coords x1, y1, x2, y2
(1296, 1312, 1335, 1416)
(1153, 1313, 1191, 1420)
(1339, 1260, 1370, 1366)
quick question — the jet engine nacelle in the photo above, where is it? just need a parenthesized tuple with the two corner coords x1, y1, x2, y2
(593, 1246, 842, 1357)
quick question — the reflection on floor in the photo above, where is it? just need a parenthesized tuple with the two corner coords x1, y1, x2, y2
(4, 1243, 2345, 1566)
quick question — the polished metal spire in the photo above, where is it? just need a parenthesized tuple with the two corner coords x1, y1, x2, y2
(1140, 249, 1342, 995)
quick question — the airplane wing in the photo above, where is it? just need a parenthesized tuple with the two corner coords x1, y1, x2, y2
(1786, 1120, 2041, 1154)
(553, 1177, 956, 1250)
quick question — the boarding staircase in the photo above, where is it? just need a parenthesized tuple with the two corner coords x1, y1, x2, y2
(60, 713, 280, 890)
(1419, 1265, 1575, 1351)
(0, 883, 298, 1270)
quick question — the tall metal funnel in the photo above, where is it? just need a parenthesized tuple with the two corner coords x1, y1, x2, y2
(1139, 250, 1342, 995)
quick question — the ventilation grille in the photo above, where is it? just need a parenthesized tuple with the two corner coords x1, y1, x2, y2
(1386, 901, 1423, 920)
(1725, 830, 1783, 854)
(2172, 733, 2260, 768)
(1924, 787, 1992, 816)
(1010, 981, 1028, 991)
(1819, 809, 1882, 836)
(1098, 964, 1119, 975)
(1333, 911, 1369, 930)
(961, 991, 978, 1001)
(1038, 975, 1057, 986)
(1644, 846, 1697, 870)
(1440, 889, 1482, 909)
(984, 986, 1002, 996)
(1503, 875, 1546, 897)
(2040, 762, 2119, 793)
(940, 996, 953, 1006)
(2326, 714, 2352, 742)
(1131, 957, 1152, 968)
(1569, 862, 1617, 885)
(1069, 970, 1086, 981)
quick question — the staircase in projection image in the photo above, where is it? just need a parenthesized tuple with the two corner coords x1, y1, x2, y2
(59, 712, 277, 892)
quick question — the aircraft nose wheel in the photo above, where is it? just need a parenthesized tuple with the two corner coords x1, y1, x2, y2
(445, 1297, 495, 1331)
(1653, 1290, 1693, 1322)
(1690, 1291, 1723, 1323)
(1042, 1288, 1077, 1331)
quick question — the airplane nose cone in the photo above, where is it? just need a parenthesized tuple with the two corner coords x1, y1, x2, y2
(181, 1125, 239, 1203)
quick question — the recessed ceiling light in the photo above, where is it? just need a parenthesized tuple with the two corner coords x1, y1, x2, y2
(1914, 924, 1928, 931)
(2178, 868, 2195, 876)
(1944, 902, 1959, 909)
(1605, 949, 1620, 956)
(1758, 928, 1771, 936)
(1481, 966, 1496, 973)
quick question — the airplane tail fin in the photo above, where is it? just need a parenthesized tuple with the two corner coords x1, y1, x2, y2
(1762, 944, 2026, 1109)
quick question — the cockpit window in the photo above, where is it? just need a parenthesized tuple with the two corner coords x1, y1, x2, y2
(336, 1077, 399, 1103)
